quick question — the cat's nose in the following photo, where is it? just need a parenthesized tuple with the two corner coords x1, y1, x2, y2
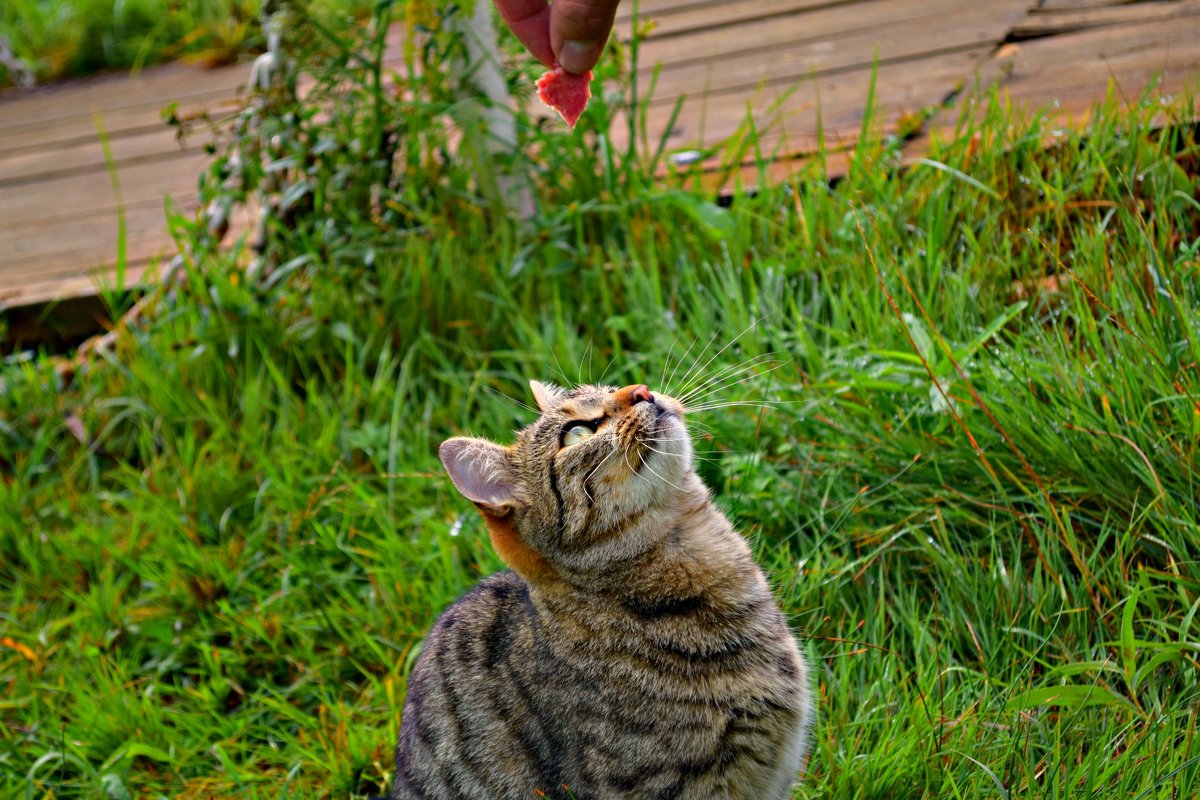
(614, 384, 654, 408)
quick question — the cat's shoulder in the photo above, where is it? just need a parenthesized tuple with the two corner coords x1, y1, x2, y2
(434, 570, 532, 629)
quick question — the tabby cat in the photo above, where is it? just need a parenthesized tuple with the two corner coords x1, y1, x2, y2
(391, 381, 812, 799)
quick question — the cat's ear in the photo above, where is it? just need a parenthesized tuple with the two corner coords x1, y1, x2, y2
(439, 437, 517, 514)
(529, 380, 563, 412)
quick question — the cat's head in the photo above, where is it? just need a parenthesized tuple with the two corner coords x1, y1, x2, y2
(439, 381, 694, 584)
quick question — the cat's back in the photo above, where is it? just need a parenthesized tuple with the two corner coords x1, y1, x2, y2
(393, 560, 810, 800)
(393, 570, 550, 800)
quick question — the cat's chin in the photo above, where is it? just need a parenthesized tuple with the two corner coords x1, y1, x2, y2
(635, 409, 692, 499)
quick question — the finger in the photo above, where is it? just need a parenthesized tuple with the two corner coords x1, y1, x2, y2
(492, 0, 555, 68)
(550, 0, 621, 74)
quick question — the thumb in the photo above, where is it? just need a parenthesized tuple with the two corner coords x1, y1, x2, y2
(550, 0, 621, 74)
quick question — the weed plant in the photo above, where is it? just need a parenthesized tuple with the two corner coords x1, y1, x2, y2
(1, 3, 1199, 798)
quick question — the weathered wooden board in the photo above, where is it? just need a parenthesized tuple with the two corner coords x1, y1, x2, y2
(616, 0, 732, 24)
(0, 127, 191, 187)
(906, 11, 1200, 160)
(637, 0, 1030, 101)
(1012, 0, 1199, 39)
(617, 0, 850, 39)
(0, 151, 208, 226)
(979, 12, 1200, 110)
(0, 61, 248, 130)
(0, 88, 239, 155)
(1039, 0, 1148, 10)
(617, 45, 993, 159)
(0, 263, 155, 309)
(618, 0, 1028, 166)
(2, 197, 194, 274)
(637, 0, 1017, 75)
(3, 0, 1200, 316)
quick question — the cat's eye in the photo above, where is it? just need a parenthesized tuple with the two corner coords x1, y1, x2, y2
(562, 424, 595, 447)
(561, 416, 603, 447)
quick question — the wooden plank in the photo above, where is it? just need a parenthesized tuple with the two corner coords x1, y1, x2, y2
(0, 89, 239, 155)
(979, 11, 1200, 97)
(637, 0, 1029, 76)
(2, 197, 193, 270)
(616, 0, 734, 24)
(0, 198, 258, 308)
(614, 45, 993, 163)
(2, 194, 193, 256)
(0, 33, 411, 134)
(0, 262, 154, 310)
(0, 61, 248, 129)
(0, 56, 407, 156)
(0, 151, 207, 225)
(637, 0, 1030, 102)
(1011, 0, 1199, 39)
(909, 14, 1200, 156)
(617, 0, 854, 39)
(0, 127, 194, 187)
(1039, 0, 1146, 9)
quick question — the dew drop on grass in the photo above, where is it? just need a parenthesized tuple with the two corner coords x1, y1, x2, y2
(449, 514, 465, 537)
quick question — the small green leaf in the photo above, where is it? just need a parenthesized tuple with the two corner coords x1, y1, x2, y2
(1122, 584, 1140, 691)
(1007, 684, 1128, 711)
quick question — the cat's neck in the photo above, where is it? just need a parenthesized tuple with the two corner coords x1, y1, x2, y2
(545, 476, 771, 618)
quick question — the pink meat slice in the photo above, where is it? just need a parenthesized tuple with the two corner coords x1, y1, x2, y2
(536, 66, 593, 128)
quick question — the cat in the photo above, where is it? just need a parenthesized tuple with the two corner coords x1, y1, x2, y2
(391, 380, 813, 799)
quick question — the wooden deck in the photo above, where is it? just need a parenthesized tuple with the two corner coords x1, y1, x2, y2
(2, 0, 1199, 315)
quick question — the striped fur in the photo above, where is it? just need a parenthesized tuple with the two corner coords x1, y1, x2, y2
(392, 382, 812, 799)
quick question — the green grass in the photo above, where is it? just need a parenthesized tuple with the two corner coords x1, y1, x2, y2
(0, 0, 368, 88)
(2, 8, 1200, 798)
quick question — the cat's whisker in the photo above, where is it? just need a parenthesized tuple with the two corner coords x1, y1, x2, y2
(596, 344, 620, 387)
(674, 356, 778, 407)
(485, 385, 538, 415)
(675, 353, 783, 406)
(643, 434, 691, 453)
(674, 347, 777, 397)
(684, 400, 806, 414)
(671, 316, 764, 399)
(676, 419, 717, 435)
(647, 431, 739, 452)
(581, 443, 621, 503)
(579, 339, 594, 385)
(638, 454, 689, 494)
(550, 349, 576, 391)
(664, 331, 712, 399)
(658, 333, 681, 392)
(640, 442, 716, 466)
(620, 440, 640, 477)
(584, 437, 628, 499)
(644, 442, 725, 465)
(679, 360, 791, 408)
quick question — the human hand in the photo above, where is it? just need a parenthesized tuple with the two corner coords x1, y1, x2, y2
(492, 0, 621, 75)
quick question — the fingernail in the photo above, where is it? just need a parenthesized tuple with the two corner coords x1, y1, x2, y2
(559, 40, 598, 74)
